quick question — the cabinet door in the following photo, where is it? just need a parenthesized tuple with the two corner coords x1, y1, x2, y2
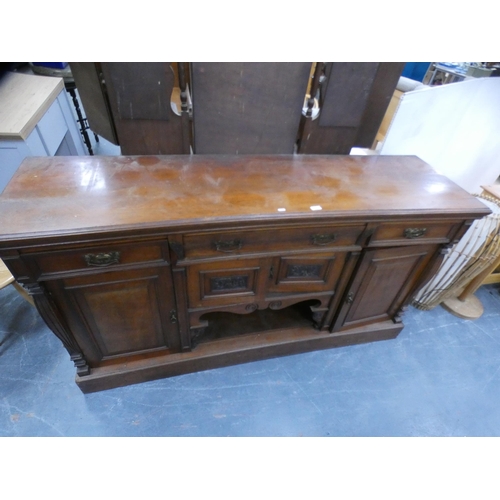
(332, 245, 439, 332)
(267, 252, 349, 294)
(46, 266, 180, 366)
(186, 257, 270, 309)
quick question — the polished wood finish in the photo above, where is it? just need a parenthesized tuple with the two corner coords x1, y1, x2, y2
(0, 155, 489, 392)
(332, 245, 439, 331)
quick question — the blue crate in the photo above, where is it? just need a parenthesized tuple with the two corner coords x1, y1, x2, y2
(32, 62, 68, 69)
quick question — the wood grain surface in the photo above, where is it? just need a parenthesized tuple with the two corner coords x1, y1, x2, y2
(0, 155, 489, 240)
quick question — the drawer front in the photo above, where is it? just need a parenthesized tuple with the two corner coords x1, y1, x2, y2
(369, 221, 454, 246)
(26, 241, 168, 277)
(182, 224, 365, 260)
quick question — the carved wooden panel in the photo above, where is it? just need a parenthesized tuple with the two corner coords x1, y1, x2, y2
(287, 264, 323, 278)
(210, 275, 249, 292)
(200, 268, 257, 300)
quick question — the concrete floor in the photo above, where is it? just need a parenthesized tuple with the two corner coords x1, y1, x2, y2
(2, 280, 500, 436)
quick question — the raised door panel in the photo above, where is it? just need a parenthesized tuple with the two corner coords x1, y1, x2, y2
(46, 266, 180, 365)
(333, 244, 438, 331)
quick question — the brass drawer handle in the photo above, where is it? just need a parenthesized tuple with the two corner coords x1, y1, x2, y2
(312, 233, 336, 246)
(214, 239, 243, 253)
(84, 251, 121, 267)
(403, 228, 427, 239)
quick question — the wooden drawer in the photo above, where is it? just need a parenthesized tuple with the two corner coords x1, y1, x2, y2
(182, 224, 365, 260)
(26, 241, 168, 277)
(369, 221, 455, 246)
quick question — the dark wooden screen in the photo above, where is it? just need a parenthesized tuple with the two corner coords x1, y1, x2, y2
(298, 62, 405, 154)
(69, 62, 118, 145)
(191, 62, 312, 154)
(100, 63, 190, 155)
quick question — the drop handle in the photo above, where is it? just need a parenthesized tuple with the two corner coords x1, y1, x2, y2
(312, 233, 336, 246)
(214, 239, 243, 253)
(404, 228, 427, 239)
(346, 292, 355, 304)
(84, 251, 120, 267)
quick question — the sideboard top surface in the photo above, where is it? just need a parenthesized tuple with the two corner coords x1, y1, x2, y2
(0, 155, 489, 241)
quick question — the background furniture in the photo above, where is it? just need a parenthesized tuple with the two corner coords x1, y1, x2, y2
(478, 185, 500, 287)
(379, 77, 500, 194)
(437, 185, 500, 319)
(413, 195, 500, 318)
(100, 62, 191, 155)
(0, 155, 488, 392)
(0, 258, 34, 306)
(372, 76, 428, 148)
(298, 62, 405, 154)
(70, 62, 404, 156)
(425, 63, 495, 86)
(401, 62, 431, 82)
(29, 62, 98, 154)
(191, 62, 311, 154)
(67, 62, 118, 146)
(0, 71, 85, 193)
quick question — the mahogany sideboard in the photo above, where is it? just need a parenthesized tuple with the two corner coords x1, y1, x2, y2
(0, 155, 489, 392)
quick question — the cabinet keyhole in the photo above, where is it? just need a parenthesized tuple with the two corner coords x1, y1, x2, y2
(170, 310, 178, 323)
(269, 265, 274, 280)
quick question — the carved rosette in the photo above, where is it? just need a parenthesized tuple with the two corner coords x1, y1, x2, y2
(26, 282, 90, 376)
